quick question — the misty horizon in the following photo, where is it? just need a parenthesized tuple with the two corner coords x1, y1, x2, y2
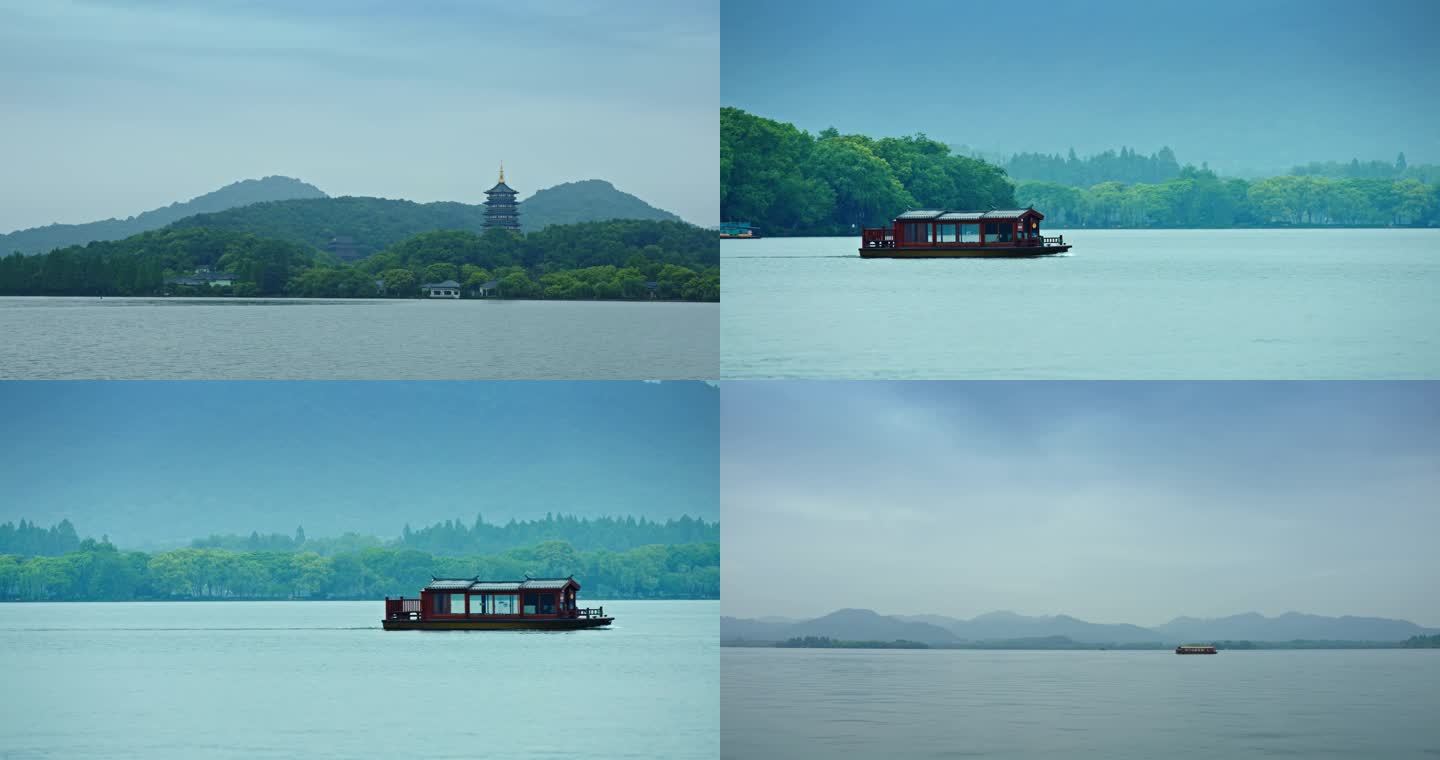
(722, 0, 1440, 175)
(721, 382, 1440, 627)
(0, 0, 719, 232)
(0, 381, 720, 545)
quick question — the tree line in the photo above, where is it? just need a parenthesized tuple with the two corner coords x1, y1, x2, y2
(721, 107, 1016, 235)
(722, 108, 1440, 233)
(1016, 170, 1438, 228)
(0, 539, 719, 601)
(0, 219, 718, 301)
(188, 513, 719, 557)
(1003, 146, 1183, 186)
(0, 519, 81, 556)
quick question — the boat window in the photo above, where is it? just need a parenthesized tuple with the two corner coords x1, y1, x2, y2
(523, 592, 539, 615)
(449, 593, 466, 614)
(469, 594, 486, 615)
(539, 594, 556, 615)
(903, 222, 931, 243)
(490, 594, 517, 615)
(960, 224, 979, 242)
(937, 223, 957, 243)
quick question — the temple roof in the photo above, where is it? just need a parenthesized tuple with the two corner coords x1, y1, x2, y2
(485, 181, 518, 195)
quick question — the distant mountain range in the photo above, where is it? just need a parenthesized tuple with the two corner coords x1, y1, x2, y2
(722, 608, 1440, 645)
(2, 177, 684, 257)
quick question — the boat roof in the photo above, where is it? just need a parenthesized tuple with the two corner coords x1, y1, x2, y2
(424, 576, 579, 593)
(895, 208, 1041, 221)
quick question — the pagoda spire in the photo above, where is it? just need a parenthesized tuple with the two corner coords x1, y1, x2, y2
(499, 161, 505, 184)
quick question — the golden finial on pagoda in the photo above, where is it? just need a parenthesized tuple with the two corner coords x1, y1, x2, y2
(499, 162, 505, 184)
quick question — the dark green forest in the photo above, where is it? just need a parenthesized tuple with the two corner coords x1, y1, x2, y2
(721, 108, 1440, 232)
(0, 519, 82, 556)
(0, 219, 719, 301)
(189, 513, 719, 556)
(1004, 147, 1183, 186)
(1, 517, 719, 600)
(0, 540, 719, 601)
(721, 107, 1016, 235)
(1016, 172, 1438, 228)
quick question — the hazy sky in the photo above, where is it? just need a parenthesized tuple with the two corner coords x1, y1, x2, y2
(0, 0, 718, 232)
(0, 381, 718, 546)
(722, 0, 1440, 174)
(722, 382, 1440, 626)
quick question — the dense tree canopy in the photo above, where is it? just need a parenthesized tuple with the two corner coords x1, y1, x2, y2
(188, 513, 719, 557)
(1017, 170, 1440, 228)
(0, 519, 81, 556)
(721, 108, 1017, 235)
(0, 540, 719, 601)
(0, 219, 718, 301)
(1004, 146, 1183, 186)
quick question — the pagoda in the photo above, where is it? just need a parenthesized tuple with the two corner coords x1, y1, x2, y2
(483, 163, 521, 232)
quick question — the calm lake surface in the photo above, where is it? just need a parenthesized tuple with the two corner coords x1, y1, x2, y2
(0, 601, 717, 759)
(0, 298, 718, 379)
(723, 648, 1440, 759)
(721, 230, 1440, 379)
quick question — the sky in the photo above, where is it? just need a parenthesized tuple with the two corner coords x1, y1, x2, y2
(722, 0, 1440, 175)
(0, 381, 719, 546)
(721, 381, 1440, 627)
(0, 0, 719, 233)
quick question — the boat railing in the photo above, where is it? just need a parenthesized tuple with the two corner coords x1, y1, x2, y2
(575, 606, 607, 619)
(384, 596, 423, 620)
(861, 228, 896, 248)
(1042, 234, 1064, 245)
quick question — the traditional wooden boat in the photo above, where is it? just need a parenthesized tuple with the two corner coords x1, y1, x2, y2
(860, 207, 1070, 258)
(382, 576, 613, 631)
(1175, 644, 1218, 654)
(720, 221, 762, 239)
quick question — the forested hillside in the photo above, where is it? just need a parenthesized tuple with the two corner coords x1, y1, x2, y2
(0, 177, 326, 255)
(164, 180, 684, 256)
(0, 219, 719, 301)
(721, 108, 1016, 235)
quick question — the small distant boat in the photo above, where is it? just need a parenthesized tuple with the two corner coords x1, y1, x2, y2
(860, 207, 1070, 258)
(720, 221, 762, 239)
(1175, 644, 1218, 655)
(382, 576, 613, 631)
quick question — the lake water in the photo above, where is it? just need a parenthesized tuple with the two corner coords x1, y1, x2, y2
(0, 298, 718, 379)
(721, 230, 1440, 379)
(0, 601, 717, 759)
(722, 648, 1440, 759)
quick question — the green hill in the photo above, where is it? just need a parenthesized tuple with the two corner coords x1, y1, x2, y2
(0, 176, 327, 255)
(522, 179, 683, 230)
(0, 219, 718, 301)
(165, 179, 684, 259)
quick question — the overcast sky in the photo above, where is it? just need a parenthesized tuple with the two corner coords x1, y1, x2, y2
(0, 0, 718, 233)
(722, 0, 1440, 175)
(722, 382, 1440, 627)
(0, 381, 718, 546)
